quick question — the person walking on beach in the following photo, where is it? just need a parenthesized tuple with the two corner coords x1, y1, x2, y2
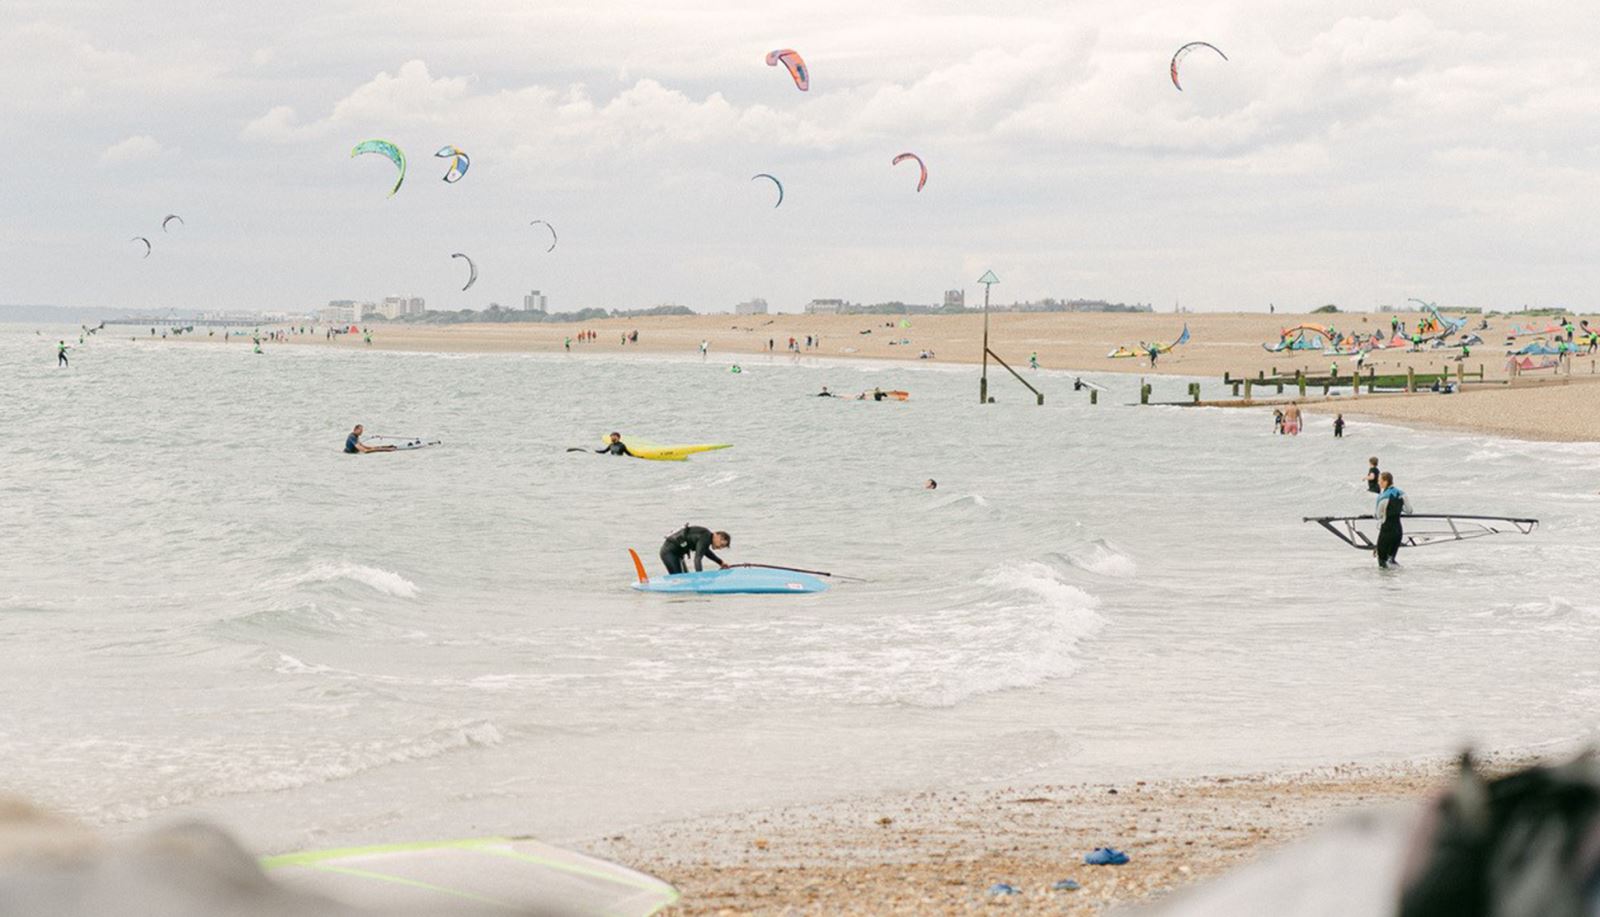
(1366, 457, 1382, 493)
(343, 424, 396, 454)
(1029, 352, 1039, 370)
(699, 340, 709, 359)
(1374, 472, 1410, 569)
(57, 341, 68, 367)
(659, 525, 730, 575)
(1334, 414, 1345, 438)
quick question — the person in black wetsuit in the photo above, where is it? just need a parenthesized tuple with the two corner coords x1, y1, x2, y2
(1374, 472, 1408, 568)
(344, 424, 396, 454)
(1366, 457, 1381, 493)
(597, 432, 633, 456)
(659, 526, 730, 575)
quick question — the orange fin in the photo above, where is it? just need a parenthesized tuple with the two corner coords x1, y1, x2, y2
(628, 548, 649, 583)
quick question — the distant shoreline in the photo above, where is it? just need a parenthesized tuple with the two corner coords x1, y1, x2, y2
(143, 310, 1600, 443)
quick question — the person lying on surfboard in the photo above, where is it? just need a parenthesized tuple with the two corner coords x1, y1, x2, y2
(596, 432, 634, 456)
(660, 526, 730, 575)
(343, 424, 396, 454)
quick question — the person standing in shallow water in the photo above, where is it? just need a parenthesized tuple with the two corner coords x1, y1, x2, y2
(1374, 472, 1409, 569)
(1333, 414, 1345, 438)
(57, 341, 68, 367)
(1366, 456, 1381, 493)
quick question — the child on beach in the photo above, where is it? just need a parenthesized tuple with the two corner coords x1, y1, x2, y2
(1366, 457, 1381, 493)
(1334, 414, 1345, 438)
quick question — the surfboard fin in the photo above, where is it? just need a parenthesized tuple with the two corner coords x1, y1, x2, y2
(628, 549, 649, 584)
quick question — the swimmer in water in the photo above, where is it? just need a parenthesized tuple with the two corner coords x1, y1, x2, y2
(344, 424, 396, 454)
(597, 432, 633, 456)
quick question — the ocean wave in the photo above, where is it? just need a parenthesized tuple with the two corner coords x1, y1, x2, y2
(1067, 540, 1137, 578)
(275, 562, 419, 598)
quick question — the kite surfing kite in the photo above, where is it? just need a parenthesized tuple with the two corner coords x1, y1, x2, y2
(434, 145, 470, 183)
(351, 139, 406, 197)
(451, 253, 478, 291)
(1109, 325, 1189, 359)
(766, 49, 809, 91)
(530, 220, 557, 253)
(161, 214, 183, 232)
(1170, 41, 1228, 91)
(130, 236, 151, 258)
(751, 173, 783, 208)
(891, 152, 927, 192)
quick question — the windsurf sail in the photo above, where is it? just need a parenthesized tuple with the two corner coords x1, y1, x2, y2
(1304, 514, 1537, 550)
(264, 836, 678, 916)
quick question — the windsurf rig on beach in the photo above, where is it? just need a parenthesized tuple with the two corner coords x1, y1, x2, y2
(1303, 515, 1538, 551)
(451, 252, 478, 291)
(766, 48, 809, 91)
(529, 219, 557, 252)
(434, 145, 470, 183)
(751, 173, 784, 207)
(130, 236, 151, 258)
(1170, 41, 1228, 91)
(892, 152, 927, 192)
(351, 139, 406, 197)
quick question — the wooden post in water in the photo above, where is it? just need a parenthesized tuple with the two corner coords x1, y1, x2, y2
(1407, 367, 1416, 392)
(1244, 379, 1253, 400)
(1090, 389, 1098, 405)
(1188, 382, 1201, 403)
(1140, 381, 1152, 404)
(1231, 380, 1241, 397)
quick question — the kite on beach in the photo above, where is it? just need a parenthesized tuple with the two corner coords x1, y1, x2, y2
(451, 253, 477, 291)
(891, 153, 927, 192)
(766, 49, 809, 91)
(1109, 325, 1189, 359)
(1170, 41, 1228, 91)
(751, 173, 784, 207)
(434, 145, 470, 183)
(351, 139, 406, 197)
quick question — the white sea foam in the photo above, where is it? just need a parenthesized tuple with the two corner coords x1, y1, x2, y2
(278, 562, 419, 598)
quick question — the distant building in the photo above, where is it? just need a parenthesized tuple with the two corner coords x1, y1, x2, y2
(405, 296, 425, 315)
(943, 289, 965, 309)
(805, 298, 844, 315)
(523, 290, 548, 312)
(735, 298, 768, 315)
(319, 300, 358, 324)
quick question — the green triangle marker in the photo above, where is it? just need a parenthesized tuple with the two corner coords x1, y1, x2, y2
(977, 270, 999, 285)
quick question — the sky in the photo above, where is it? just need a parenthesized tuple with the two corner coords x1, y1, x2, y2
(2, 0, 1597, 314)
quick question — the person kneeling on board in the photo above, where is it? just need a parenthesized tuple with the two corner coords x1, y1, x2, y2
(597, 432, 634, 456)
(660, 526, 730, 575)
(344, 424, 396, 454)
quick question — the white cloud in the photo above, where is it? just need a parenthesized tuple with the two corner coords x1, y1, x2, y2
(98, 134, 165, 165)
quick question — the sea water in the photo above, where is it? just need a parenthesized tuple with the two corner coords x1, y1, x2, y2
(3, 326, 1597, 851)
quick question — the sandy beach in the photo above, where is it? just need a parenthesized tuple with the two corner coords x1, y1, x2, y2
(239, 309, 1600, 441)
(584, 756, 1532, 916)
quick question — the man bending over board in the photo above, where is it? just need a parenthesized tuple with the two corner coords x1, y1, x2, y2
(343, 424, 396, 454)
(660, 526, 731, 575)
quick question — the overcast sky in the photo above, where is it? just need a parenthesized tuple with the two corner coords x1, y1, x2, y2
(2, 0, 1596, 314)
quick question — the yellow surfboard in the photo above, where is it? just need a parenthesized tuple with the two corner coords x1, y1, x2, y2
(610, 437, 732, 462)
